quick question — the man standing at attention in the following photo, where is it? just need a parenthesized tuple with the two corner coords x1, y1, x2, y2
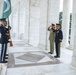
(54, 24, 63, 58)
(48, 24, 55, 54)
(0, 18, 9, 63)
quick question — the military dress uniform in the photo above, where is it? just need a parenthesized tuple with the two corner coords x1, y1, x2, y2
(48, 27, 55, 54)
(0, 19, 9, 63)
(55, 28, 63, 57)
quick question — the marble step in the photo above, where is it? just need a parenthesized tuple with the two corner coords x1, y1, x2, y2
(0, 64, 7, 75)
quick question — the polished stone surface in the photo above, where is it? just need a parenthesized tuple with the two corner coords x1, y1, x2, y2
(7, 64, 76, 75)
(0, 40, 76, 75)
(8, 51, 60, 68)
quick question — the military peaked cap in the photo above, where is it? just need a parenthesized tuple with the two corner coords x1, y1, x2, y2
(56, 23, 60, 26)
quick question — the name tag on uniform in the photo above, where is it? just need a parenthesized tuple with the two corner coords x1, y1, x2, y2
(57, 31, 59, 33)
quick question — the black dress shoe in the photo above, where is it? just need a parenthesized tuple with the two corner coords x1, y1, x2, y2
(48, 52, 53, 54)
(54, 56, 60, 58)
(5, 57, 8, 59)
(2, 61, 8, 63)
(6, 54, 8, 56)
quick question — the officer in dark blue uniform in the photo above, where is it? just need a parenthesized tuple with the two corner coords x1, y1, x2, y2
(54, 24, 63, 58)
(0, 18, 9, 63)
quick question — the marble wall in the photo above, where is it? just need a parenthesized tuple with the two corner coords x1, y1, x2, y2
(72, 0, 76, 67)
(38, 0, 48, 49)
(11, 3, 19, 39)
(48, 0, 60, 24)
(29, 0, 40, 46)
(19, 0, 29, 43)
(10, 0, 30, 43)
(10, 0, 60, 48)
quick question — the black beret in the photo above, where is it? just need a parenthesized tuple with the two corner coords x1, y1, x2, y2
(0, 18, 6, 21)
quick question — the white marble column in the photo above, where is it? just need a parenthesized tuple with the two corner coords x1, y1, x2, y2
(38, 0, 48, 49)
(38, 0, 60, 50)
(66, 0, 73, 50)
(12, 3, 19, 40)
(13, 0, 30, 43)
(17, 2, 20, 39)
(67, 0, 73, 50)
(0, 0, 4, 18)
(0, 2, 2, 18)
(24, 0, 30, 43)
(19, 1, 26, 40)
(9, 13, 13, 39)
(69, 27, 74, 50)
(62, 0, 71, 48)
(29, 0, 40, 46)
(72, 0, 76, 67)
(47, 0, 60, 50)
(0, 3, 1, 18)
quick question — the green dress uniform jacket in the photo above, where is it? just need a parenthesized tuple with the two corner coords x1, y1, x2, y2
(48, 27, 55, 53)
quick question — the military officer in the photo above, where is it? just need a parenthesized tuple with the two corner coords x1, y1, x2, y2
(54, 24, 63, 58)
(0, 18, 9, 63)
(48, 24, 55, 54)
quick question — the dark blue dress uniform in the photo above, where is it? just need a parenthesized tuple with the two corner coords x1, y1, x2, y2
(0, 24, 9, 63)
(55, 29, 63, 57)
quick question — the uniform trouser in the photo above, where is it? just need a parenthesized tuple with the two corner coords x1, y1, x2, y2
(50, 41, 54, 53)
(55, 42, 61, 56)
(1, 43, 7, 62)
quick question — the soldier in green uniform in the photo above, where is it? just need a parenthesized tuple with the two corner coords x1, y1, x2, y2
(54, 24, 63, 58)
(48, 24, 55, 54)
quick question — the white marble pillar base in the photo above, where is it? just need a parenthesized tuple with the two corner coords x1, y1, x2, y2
(38, 43, 47, 50)
(72, 56, 76, 67)
(0, 64, 7, 75)
(66, 44, 73, 50)
(22, 39, 29, 44)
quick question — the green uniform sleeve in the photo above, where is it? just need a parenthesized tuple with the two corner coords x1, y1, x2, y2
(47, 27, 51, 31)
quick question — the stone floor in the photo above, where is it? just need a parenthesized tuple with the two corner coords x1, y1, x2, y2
(8, 51, 60, 68)
(0, 40, 76, 75)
